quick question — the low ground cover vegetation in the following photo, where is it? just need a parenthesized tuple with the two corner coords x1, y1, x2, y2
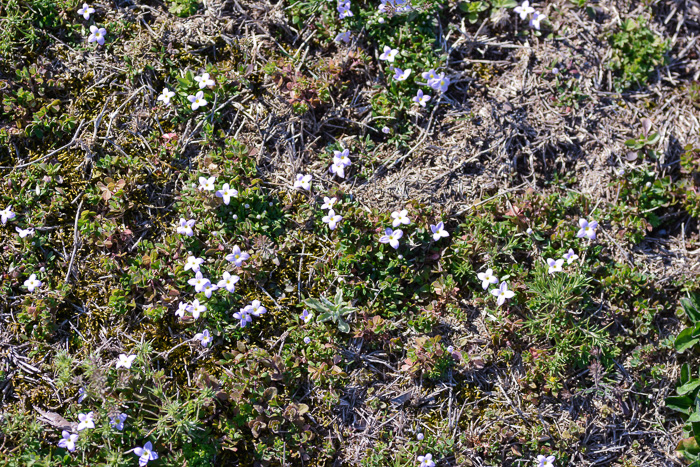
(0, 0, 699, 465)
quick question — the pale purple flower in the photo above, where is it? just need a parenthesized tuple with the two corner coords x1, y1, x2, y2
(217, 271, 240, 292)
(77, 387, 86, 403)
(382, 126, 391, 134)
(413, 89, 431, 107)
(188, 271, 211, 293)
(421, 69, 438, 80)
(416, 433, 424, 440)
(477, 268, 498, 290)
(303, 336, 311, 344)
(393, 68, 411, 81)
(225, 245, 250, 267)
(321, 197, 337, 210)
(175, 301, 191, 319)
(194, 330, 213, 347)
(177, 218, 195, 236)
(202, 281, 218, 298)
(115, 354, 136, 369)
(418, 453, 435, 467)
(547, 258, 564, 274)
(215, 183, 238, 204)
(335, 31, 352, 44)
(190, 299, 206, 319)
(391, 209, 410, 227)
(537, 455, 556, 467)
(430, 222, 449, 241)
(491, 282, 515, 307)
(110, 413, 127, 431)
(300, 309, 312, 323)
(379, 228, 403, 249)
(199, 176, 215, 191)
(576, 218, 598, 240)
(88, 25, 106, 45)
(16, 227, 34, 238)
(194, 72, 215, 89)
(134, 441, 158, 467)
(294, 173, 312, 191)
(247, 300, 267, 317)
(338, 0, 353, 18)
(77, 3, 95, 20)
(0, 206, 15, 224)
(24, 274, 42, 292)
(514, 0, 535, 19)
(379, 46, 399, 62)
(333, 149, 352, 167)
(563, 248, 579, 264)
(157, 88, 175, 106)
(427, 73, 450, 92)
(58, 431, 78, 452)
(526, 227, 534, 235)
(330, 161, 346, 178)
(530, 11, 546, 29)
(233, 308, 252, 327)
(77, 412, 95, 431)
(322, 210, 343, 230)
(188, 91, 208, 110)
(184, 255, 204, 273)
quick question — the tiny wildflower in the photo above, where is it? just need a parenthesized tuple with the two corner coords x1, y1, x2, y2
(526, 227, 534, 235)
(194, 72, 215, 89)
(427, 73, 450, 92)
(188, 91, 208, 110)
(175, 301, 191, 319)
(233, 308, 253, 327)
(382, 126, 391, 134)
(563, 248, 579, 264)
(576, 218, 598, 240)
(430, 222, 449, 241)
(514, 0, 535, 19)
(77, 3, 95, 20)
(321, 197, 337, 210)
(547, 258, 564, 274)
(24, 274, 42, 292)
(491, 282, 515, 307)
(115, 354, 137, 369)
(217, 271, 240, 293)
(194, 330, 213, 347)
(88, 25, 107, 45)
(413, 89, 431, 107)
(391, 209, 410, 227)
(530, 11, 546, 29)
(418, 453, 435, 467)
(202, 281, 218, 298)
(199, 176, 215, 191)
(393, 67, 411, 81)
(417, 433, 424, 440)
(322, 210, 343, 230)
(333, 149, 352, 167)
(300, 309, 312, 323)
(77, 412, 95, 431)
(304, 336, 312, 344)
(134, 441, 159, 467)
(379, 228, 403, 249)
(215, 183, 238, 204)
(157, 88, 175, 106)
(330, 161, 347, 178)
(188, 271, 211, 293)
(58, 431, 78, 452)
(537, 455, 556, 467)
(110, 413, 127, 431)
(77, 387, 86, 403)
(477, 268, 498, 290)
(335, 31, 352, 43)
(16, 227, 34, 238)
(225, 245, 250, 267)
(177, 218, 195, 236)
(247, 300, 267, 317)
(184, 255, 204, 273)
(421, 69, 438, 80)
(379, 46, 399, 62)
(338, 0, 353, 18)
(0, 206, 15, 224)
(294, 173, 313, 191)
(190, 299, 206, 319)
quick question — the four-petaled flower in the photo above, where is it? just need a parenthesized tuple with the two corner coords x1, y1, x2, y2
(338, 0, 353, 18)
(563, 248, 579, 264)
(217, 271, 240, 292)
(576, 218, 598, 240)
(157, 88, 175, 106)
(188, 91, 208, 110)
(391, 209, 410, 227)
(215, 183, 238, 204)
(246, 300, 267, 317)
(0, 206, 15, 224)
(175, 301, 191, 319)
(194, 72, 215, 89)
(233, 308, 253, 327)
(421, 69, 438, 80)
(58, 431, 79, 452)
(24, 273, 42, 292)
(134, 441, 159, 467)
(202, 281, 218, 298)
(491, 282, 515, 306)
(321, 197, 337, 210)
(77, 412, 95, 431)
(188, 271, 211, 293)
(379, 228, 403, 249)
(333, 149, 352, 167)
(294, 174, 313, 191)
(300, 309, 312, 323)
(110, 413, 127, 431)
(184, 255, 204, 273)
(427, 73, 450, 92)
(537, 454, 556, 467)
(379, 46, 399, 62)
(116, 354, 137, 369)
(190, 299, 206, 319)
(413, 89, 431, 107)
(225, 245, 250, 267)
(393, 68, 411, 81)
(417, 453, 435, 467)
(177, 218, 195, 236)
(194, 330, 213, 347)
(335, 31, 352, 44)
(88, 25, 107, 45)
(547, 258, 564, 274)
(514, 0, 535, 19)
(78, 3, 95, 20)
(430, 222, 449, 241)
(199, 176, 215, 191)
(330, 161, 347, 178)
(16, 227, 34, 238)
(530, 11, 546, 29)
(322, 210, 343, 230)
(477, 268, 498, 290)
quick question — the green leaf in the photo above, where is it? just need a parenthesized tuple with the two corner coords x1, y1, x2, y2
(317, 312, 333, 323)
(683, 364, 692, 385)
(679, 437, 700, 455)
(677, 379, 700, 396)
(666, 395, 694, 414)
(304, 298, 327, 314)
(675, 326, 700, 353)
(337, 318, 350, 333)
(683, 296, 700, 323)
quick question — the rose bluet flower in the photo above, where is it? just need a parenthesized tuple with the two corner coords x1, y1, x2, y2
(330, 161, 346, 178)
(77, 412, 95, 431)
(0, 206, 15, 224)
(379, 228, 403, 249)
(247, 300, 267, 317)
(430, 222, 449, 241)
(379, 46, 399, 62)
(194, 330, 212, 347)
(188, 271, 211, 293)
(16, 227, 34, 238)
(116, 354, 137, 369)
(514, 0, 535, 19)
(530, 11, 546, 29)
(215, 183, 238, 204)
(134, 441, 158, 467)
(537, 455, 556, 467)
(190, 299, 206, 319)
(58, 431, 78, 451)
(421, 69, 438, 80)
(576, 218, 598, 239)
(333, 149, 352, 167)
(177, 218, 195, 236)
(427, 73, 450, 92)
(563, 248, 579, 264)
(233, 308, 252, 327)
(477, 268, 498, 290)
(413, 89, 431, 107)
(322, 210, 343, 230)
(157, 88, 175, 106)
(217, 272, 240, 292)
(88, 25, 107, 45)
(77, 3, 95, 20)
(194, 72, 215, 89)
(418, 453, 435, 467)
(110, 413, 127, 431)
(391, 209, 410, 227)
(335, 31, 352, 43)
(393, 68, 411, 81)
(202, 281, 218, 298)
(24, 274, 42, 292)
(225, 245, 250, 267)
(188, 91, 208, 110)
(294, 173, 313, 190)
(184, 255, 204, 273)
(321, 197, 337, 210)
(491, 282, 515, 306)
(300, 309, 312, 323)
(199, 176, 215, 191)
(175, 301, 191, 319)
(547, 258, 564, 274)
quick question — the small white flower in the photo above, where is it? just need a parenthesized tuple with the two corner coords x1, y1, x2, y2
(194, 72, 215, 89)
(379, 46, 399, 62)
(77, 412, 95, 431)
(24, 274, 42, 292)
(188, 91, 208, 110)
(477, 268, 498, 290)
(77, 3, 95, 20)
(294, 174, 313, 191)
(514, 0, 535, 19)
(547, 258, 564, 274)
(115, 354, 137, 369)
(157, 88, 175, 106)
(321, 197, 337, 210)
(184, 255, 204, 273)
(391, 209, 410, 227)
(199, 176, 215, 191)
(322, 209, 343, 230)
(563, 248, 579, 264)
